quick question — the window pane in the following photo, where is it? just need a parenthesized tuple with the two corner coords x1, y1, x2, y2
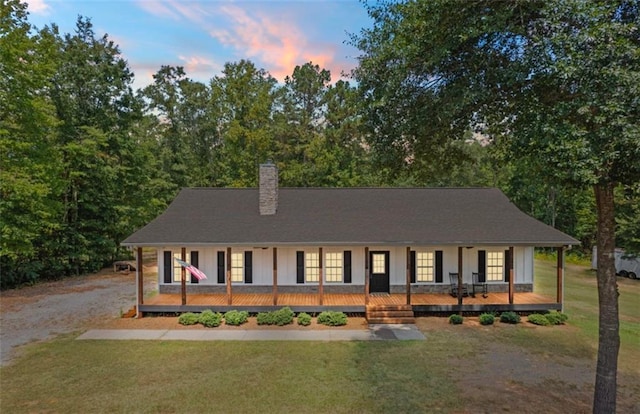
(416, 252, 434, 282)
(173, 252, 190, 282)
(231, 252, 243, 282)
(325, 252, 343, 282)
(487, 252, 503, 281)
(372, 254, 385, 273)
(305, 252, 319, 282)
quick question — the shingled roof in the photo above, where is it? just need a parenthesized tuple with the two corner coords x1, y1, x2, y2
(122, 187, 578, 247)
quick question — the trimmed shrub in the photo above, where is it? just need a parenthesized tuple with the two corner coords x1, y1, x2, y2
(545, 311, 569, 325)
(449, 314, 463, 325)
(257, 307, 295, 326)
(317, 311, 348, 326)
(500, 311, 521, 324)
(224, 310, 249, 326)
(297, 312, 312, 326)
(528, 313, 551, 326)
(178, 312, 199, 326)
(478, 313, 495, 325)
(199, 310, 223, 328)
(273, 307, 295, 326)
(257, 311, 274, 325)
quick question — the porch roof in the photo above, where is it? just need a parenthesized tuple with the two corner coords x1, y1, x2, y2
(121, 187, 579, 247)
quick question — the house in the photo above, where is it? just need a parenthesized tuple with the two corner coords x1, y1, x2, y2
(122, 163, 579, 318)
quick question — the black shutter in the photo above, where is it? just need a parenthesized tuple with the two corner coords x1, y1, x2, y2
(296, 251, 305, 284)
(190, 251, 199, 284)
(435, 250, 443, 283)
(217, 251, 225, 284)
(504, 249, 510, 282)
(410, 250, 416, 283)
(245, 251, 253, 284)
(344, 251, 352, 283)
(163, 251, 172, 283)
(478, 250, 486, 283)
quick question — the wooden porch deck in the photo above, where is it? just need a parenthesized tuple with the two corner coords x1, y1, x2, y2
(139, 292, 561, 314)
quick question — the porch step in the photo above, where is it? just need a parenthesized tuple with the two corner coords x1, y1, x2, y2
(366, 304, 415, 324)
(367, 310, 415, 318)
(367, 317, 417, 324)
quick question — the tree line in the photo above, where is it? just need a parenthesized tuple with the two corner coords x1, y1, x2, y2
(1, 0, 637, 293)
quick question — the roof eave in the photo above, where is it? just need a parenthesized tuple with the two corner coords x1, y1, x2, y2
(121, 240, 580, 248)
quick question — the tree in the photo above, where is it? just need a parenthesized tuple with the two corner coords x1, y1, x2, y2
(140, 66, 217, 187)
(273, 62, 331, 186)
(44, 16, 145, 274)
(1, 6, 161, 287)
(282, 62, 331, 130)
(323, 79, 371, 186)
(0, 0, 61, 287)
(210, 60, 278, 186)
(506, 158, 597, 248)
(353, 1, 640, 411)
(274, 62, 371, 186)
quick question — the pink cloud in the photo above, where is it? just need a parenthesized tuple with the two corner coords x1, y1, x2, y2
(135, 0, 181, 21)
(164, 0, 212, 24)
(136, 1, 352, 83)
(133, 69, 158, 92)
(129, 57, 221, 92)
(178, 55, 222, 78)
(210, 5, 345, 82)
(136, 0, 212, 24)
(26, 0, 50, 15)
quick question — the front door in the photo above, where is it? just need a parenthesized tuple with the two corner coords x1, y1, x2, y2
(369, 251, 390, 293)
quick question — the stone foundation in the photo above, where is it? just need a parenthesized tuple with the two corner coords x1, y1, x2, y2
(159, 283, 533, 294)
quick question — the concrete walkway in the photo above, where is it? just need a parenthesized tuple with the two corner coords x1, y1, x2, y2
(77, 324, 425, 342)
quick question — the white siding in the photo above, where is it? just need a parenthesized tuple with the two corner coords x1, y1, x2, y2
(252, 248, 271, 285)
(155, 245, 535, 286)
(278, 247, 296, 285)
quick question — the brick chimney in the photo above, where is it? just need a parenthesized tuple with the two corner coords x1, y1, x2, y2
(259, 161, 278, 215)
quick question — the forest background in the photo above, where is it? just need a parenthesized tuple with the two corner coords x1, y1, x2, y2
(1, 0, 638, 289)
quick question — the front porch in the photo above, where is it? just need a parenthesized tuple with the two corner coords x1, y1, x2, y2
(132, 245, 567, 317)
(138, 291, 561, 314)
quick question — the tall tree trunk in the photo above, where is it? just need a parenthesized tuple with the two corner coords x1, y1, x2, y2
(593, 182, 619, 413)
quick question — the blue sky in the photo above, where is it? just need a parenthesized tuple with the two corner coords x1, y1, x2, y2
(26, 0, 373, 90)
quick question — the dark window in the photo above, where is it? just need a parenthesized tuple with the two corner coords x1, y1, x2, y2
(296, 251, 304, 284)
(244, 251, 253, 284)
(344, 251, 352, 283)
(163, 251, 172, 283)
(217, 251, 225, 284)
(435, 250, 443, 283)
(190, 251, 199, 284)
(478, 250, 486, 283)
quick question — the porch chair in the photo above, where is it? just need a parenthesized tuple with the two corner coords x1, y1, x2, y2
(471, 272, 488, 298)
(448, 272, 469, 298)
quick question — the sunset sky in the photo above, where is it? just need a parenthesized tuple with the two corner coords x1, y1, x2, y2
(26, 0, 374, 90)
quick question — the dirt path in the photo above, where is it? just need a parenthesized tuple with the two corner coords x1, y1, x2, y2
(416, 318, 640, 413)
(0, 267, 157, 366)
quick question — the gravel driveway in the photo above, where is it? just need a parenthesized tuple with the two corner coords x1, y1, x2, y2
(0, 266, 157, 366)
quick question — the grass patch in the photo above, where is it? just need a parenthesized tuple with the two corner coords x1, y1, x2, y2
(1, 338, 464, 413)
(534, 258, 640, 372)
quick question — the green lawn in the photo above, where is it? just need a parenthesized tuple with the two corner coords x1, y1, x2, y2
(1, 259, 638, 413)
(2, 337, 467, 413)
(534, 257, 640, 371)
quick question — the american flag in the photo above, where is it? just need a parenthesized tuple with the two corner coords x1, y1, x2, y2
(174, 257, 207, 280)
